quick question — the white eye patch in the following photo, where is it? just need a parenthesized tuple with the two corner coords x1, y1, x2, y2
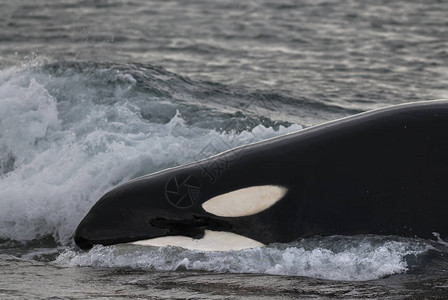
(130, 230, 264, 251)
(201, 185, 287, 217)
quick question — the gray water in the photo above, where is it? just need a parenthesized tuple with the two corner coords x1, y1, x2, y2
(1, 0, 448, 299)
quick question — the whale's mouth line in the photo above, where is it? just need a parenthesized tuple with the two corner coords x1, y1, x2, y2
(74, 215, 235, 250)
(149, 215, 233, 237)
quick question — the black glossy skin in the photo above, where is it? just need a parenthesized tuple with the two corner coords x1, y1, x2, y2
(75, 100, 448, 250)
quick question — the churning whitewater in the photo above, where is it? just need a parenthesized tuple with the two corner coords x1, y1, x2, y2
(0, 62, 300, 245)
(57, 236, 431, 281)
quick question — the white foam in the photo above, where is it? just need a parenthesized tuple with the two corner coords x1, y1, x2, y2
(0, 64, 301, 245)
(55, 236, 430, 281)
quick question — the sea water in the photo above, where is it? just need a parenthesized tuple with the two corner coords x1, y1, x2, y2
(1, 0, 448, 298)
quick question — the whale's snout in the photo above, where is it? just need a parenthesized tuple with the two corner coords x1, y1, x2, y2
(73, 183, 172, 250)
(74, 227, 94, 250)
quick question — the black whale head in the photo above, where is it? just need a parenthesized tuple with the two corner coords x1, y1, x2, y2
(75, 171, 210, 250)
(74, 167, 287, 250)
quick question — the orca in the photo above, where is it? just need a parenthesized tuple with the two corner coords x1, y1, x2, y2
(75, 100, 448, 251)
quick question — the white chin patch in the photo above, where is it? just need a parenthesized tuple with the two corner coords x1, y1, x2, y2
(129, 230, 264, 251)
(201, 185, 287, 217)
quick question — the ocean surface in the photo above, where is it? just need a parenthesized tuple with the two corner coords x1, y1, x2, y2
(1, 0, 448, 299)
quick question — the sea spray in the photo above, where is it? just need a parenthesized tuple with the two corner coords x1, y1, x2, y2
(0, 63, 301, 245)
(56, 235, 431, 281)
